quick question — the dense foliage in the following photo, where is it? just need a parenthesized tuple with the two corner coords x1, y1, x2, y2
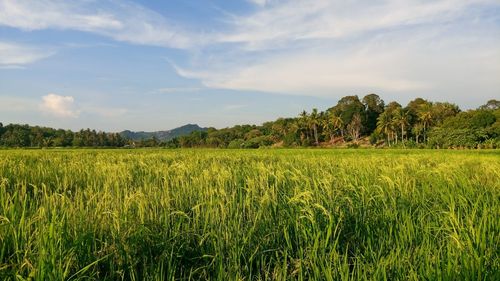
(0, 149, 498, 280)
(1, 97, 499, 148)
(0, 125, 126, 147)
(170, 97, 499, 149)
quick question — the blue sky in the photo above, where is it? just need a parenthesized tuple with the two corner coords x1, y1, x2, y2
(1, 0, 499, 132)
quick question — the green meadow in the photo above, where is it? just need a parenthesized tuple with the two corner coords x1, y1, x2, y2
(0, 149, 499, 280)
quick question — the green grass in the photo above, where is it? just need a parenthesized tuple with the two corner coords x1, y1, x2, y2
(0, 149, 499, 280)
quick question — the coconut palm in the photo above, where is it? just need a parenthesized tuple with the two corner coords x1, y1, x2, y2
(418, 109, 433, 143)
(377, 111, 394, 146)
(299, 110, 310, 143)
(309, 108, 320, 145)
(331, 113, 344, 140)
(412, 123, 424, 144)
(394, 109, 410, 144)
(323, 112, 344, 142)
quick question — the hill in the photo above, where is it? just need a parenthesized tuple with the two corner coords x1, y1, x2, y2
(120, 124, 207, 141)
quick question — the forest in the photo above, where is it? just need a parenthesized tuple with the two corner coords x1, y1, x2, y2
(1, 95, 499, 149)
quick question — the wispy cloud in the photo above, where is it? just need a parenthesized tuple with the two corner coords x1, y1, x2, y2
(0, 0, 197, 48)
(0, 42, 54, 67)
(247, 0, 271, 7)
(177, 26, 500, 97)
(40, 93, 79, 118)
(219, 0, 497, 49)
(1, 0, 499, 102)
(153, 87, 202, 94)
(175, 0, 500, 100)
(224, 104, 248, 110)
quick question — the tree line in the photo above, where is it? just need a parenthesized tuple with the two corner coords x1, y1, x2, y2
(1, 95, 499, 149)
(169, 95, 499, 149)
(0, 125, 126, 148)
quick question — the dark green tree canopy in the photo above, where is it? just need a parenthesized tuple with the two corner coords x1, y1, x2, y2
(479, 99, 500, 110)
(1, 96, 499, 149)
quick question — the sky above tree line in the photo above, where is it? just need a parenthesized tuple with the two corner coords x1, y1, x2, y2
(0, 0, 499, 132)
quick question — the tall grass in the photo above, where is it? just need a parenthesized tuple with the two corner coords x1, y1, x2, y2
(0, 149, 499, 280)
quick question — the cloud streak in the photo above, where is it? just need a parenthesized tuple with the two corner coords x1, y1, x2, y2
(175, 0, 500, 101)
(247, 0, 271, 7)
(0, 42, 54, 67)
(1, 0, 499, 103)
(220, 0, 497, 49)
(0, 0, 197, 48)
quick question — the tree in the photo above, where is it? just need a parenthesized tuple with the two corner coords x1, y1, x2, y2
(299, 110, 310, 144)
(418, 111, 432, 143)
(405, 98, 432, 129)
(329, 95, 365, 134)
(283, 120, 300, 146)
(479, 99, 500, 110)
(431, 102, 460, 125)
(270, 118, 287, 141)
(323, 112, 343, 142)
(347, 113, 362, 142)
(362, 93, 385, 135)
(427, 108, 497, 148)
(0, 122, 4, 139)
(412, 123, 424, 144)
(393, 108, 410, 144)
(377, 111, 394, 146)
(309, 108, 321, 145)
(376, 102, 402, 145)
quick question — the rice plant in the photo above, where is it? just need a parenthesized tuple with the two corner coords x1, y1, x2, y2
(0, 149, 498, 280)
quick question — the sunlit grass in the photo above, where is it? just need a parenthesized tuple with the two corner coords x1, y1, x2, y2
(0, 149, 499, 280)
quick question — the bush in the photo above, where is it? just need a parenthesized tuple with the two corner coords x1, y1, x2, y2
(347, 143, 359, 149)
(428, 128, 488, 148)
(369, 132, 381, 145)
(227, 139, 245, 149)
(242, 136, 274, 149)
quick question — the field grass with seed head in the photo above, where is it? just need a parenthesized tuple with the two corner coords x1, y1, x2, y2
(0, 149, 499, 280)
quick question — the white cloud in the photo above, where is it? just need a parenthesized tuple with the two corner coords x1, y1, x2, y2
(0, 0, 120, 31)
(175, 0, 500, 102)
(178, 25, 500, 95)
(40, 93, 79, 118)
(0, 42, 54, 67)
(1, 0, 499, 104)
(0, 0, 196, 48)
(247, 0, 271, 7)
(219, 0, 497, 49)
(153, 87, 202, 94)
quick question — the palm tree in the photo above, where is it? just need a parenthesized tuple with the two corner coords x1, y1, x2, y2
(299, 110, 310, 143)
(418, 109, 432, 143)
(377, 111, 393, 146)
(309, 108, 320, 145)
(321, 117, 333, 143)
(288, 120, 300, 144)
(412, 123, 424, 144)
(394, 109, 409, 144)
(323, 112, 344, 142)
(331, 113, 344, 141)
(271, 119, 286, 141)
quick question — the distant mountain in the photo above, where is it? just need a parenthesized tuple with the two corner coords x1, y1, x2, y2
(120, 124, 207, 141)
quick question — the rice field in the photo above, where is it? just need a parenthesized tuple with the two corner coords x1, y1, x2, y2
(0, 149, 499, 280)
